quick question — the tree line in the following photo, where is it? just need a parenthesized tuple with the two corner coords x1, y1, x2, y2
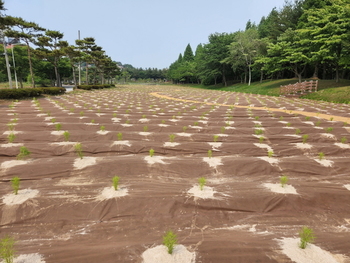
(168, 0, 350, 86)
(0, 1, 121, 88)
(116, 63, 167, 83)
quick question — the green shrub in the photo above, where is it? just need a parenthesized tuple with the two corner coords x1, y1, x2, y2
(163, 231, 177, 254)
(169, 134, 175, 143)
(299, 226, 315, 249)
(7, 133, 15, 143)
(16, 146, 31, 160)
(117, 132, 123, 141)
(11, 176, 20, 195)
(75, 143, 83, 159)
(112, 176, 120, 191)
(198, 177, 206, 190)
(0, 88, 42, 99)
(77, 84, 114, 90)
(0, 235, 15, 263)
(280, 175, 288, 188)
(149, 148, 155, 157)
(63, 131, 70, 141)
(208, 150, 212, 158)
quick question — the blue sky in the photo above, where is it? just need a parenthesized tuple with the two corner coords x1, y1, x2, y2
(4, 0, 286, 69)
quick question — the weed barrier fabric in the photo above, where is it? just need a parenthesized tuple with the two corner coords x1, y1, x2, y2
(1, 85, 350, 262)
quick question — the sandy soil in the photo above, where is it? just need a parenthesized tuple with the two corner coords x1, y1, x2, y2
(73, 157, 97, 169)
(263, 183, 298, 195)
(187, 185, 216, 199)
(142, 245, 196, 263)
(3, 189, 39, 205)
(97, 186, 128, 200)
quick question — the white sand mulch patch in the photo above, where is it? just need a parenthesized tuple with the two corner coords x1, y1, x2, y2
(50, 142, 76, 146)
(1, 160, 31, 169)
(164, 142, 180, 147)
(304, 121, 314, 126)
(3, 189, 39, 205)
(198, 120, 207, 124)
(121, 124, 133, 127)
(112, 141, 131, 147)
(51, 130, 65, 136)
(95, 113, 106, 117)
(44, 117, 54, 121)
(217, 133, 228, 137)
(139, 118, 150, 123)
(1, 143, 24, 148)
(142, 244, 195, 263)
(111, 117, 121, 122)
(97, 130, 110, 135)
(3, 131, 22, 135)
(73, 157, 97, 169)
(169, 119, 179, 122)
(258, 157, 279, 165)
(189, 125, 202, 130)
(12, 253, 45, 263)
(295, 143, 313, 150)
(79, 116, 88, 119)
(176, 132, 192, 137)
(285, 134, 301, 138)
(263, 183, 298, 195)
(97, 186, 128, 201)
(283, 127, 294, 129)
(158, 124, 169, 127)
(187, 185, 216, 199)
(278, 237, 346, 263)
(36, 113, 46, 117)
(314, 126, 323, 130)
(208, 142, 222, 150)
(226, 121, 234, 125)
(344, 185, 350, 191)
(139, 132, 152, 136)
(321, 133, 336, 139)
(203, 157, 222, 168)
(314, 159, 334, 167)
(334, 143, 350, 149)
(254, 143, 273, 152)
(84, 123, 99, 126)
(144, 156, 169, 165)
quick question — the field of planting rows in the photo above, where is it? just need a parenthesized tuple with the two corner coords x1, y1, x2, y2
(1, 85, 350, 263)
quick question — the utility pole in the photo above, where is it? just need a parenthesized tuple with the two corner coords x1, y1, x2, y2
(78, 30, 81, 85)
(1, 30, 13, 89)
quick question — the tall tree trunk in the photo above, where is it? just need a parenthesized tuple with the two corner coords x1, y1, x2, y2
(260, 70, 263, 83)
(72, 64, 77, 87)
(25, 41, 35, 88)
(312, 63, 319, 79)
(335, 64, 339, 83)
(248, 65, 252, 86)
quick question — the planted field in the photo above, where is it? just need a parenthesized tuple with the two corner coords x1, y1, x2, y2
(1, 85, 350, 263)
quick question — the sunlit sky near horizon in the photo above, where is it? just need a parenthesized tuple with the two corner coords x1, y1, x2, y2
(5, 0, 286, 69)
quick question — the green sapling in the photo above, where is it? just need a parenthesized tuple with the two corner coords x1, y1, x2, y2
(11, 177, 20, 195)
(163, 231, 177, 254)
(112, 176, 120, 191)
(299, 226, 315, 249)
(198, 177, 206, 191)
(280, 175, 288, 188)
(149, 148, 155, 157)
(16, 146, 31, 160)
(75, 143, 83, 159)
(63, 131, 70, 141)
(0, 235, 15, 263)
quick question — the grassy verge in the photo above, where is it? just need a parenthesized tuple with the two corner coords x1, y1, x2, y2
(185, 79, 350, 103)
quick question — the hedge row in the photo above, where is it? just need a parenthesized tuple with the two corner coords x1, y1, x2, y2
(77, 84, 115, 90)
(0, 87, 66, 100)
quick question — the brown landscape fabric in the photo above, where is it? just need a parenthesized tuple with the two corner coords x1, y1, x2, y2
(1, 85, 350, 263)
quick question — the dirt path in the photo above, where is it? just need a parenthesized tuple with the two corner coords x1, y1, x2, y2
(150, 92, 350, 124)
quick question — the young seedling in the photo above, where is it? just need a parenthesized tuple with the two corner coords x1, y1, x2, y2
(10, 176, 20, 195)
(112, 176, 120, 191)
(315, 120, 321, 126)
(75, 143, 83, 159)
(91, 119, 95, 124)
(63, 131, 70, 141)
(149, 148, 155, 157)
(295, 128, 301, 135)
(16, 146, 31, 160)
(325, 127, 333, 133)
(299, 226, 315, 249)
(286, 122, 291, 127)
(213, 135, 219, 142)
(208, 150, 213, 158)
(318, 152, 325, 160)
(279, 116, 284, 121)
(221, 126, 226, 133)
(330, 117, 334, 121)
(182, 126, 188, 132)
(0, 235, 15, 263)
(259, 136, 264, 143)
(113, 113, 117, 117)
(7, 133, 15, 143)
(163, 231, 177, 254)
(100, 125, 106, 132)
(255, 129, 264, 135)
(7, 123, 14, 131)
(302, 134, 309, 144)
(193, 121, 199, 126)
(267, 150, 274, 158)
(198, 177, 206, 191)
(280, 175, 288, 188)
(55, 123, 62, 131)
(51, 118, 56, 123)
(80, 111, 84, 116)
(340, 137, 347, 144)
(255, 116, 260, 120)
(305, 116, 310, 121)
(169, 134, 175, 143)
(117, 132, 123, 141)
(161, 120, 166, 124)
